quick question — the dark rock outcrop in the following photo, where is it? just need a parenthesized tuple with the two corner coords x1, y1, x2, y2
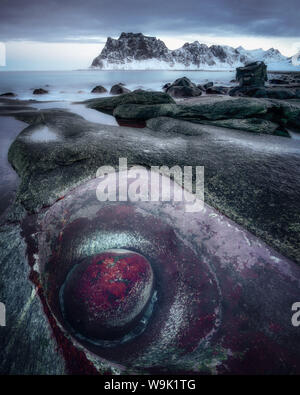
(110, 84, 131, 95)
(166, 77, 202, 98)
(230, 86, 300, 99)
(91, 85, 107, 93)
(236, 61, 268, 87)
(206, 86, 229, 95)
(196, 84, 206, 91)
(230, 63, 300, 99)
(268, 72, 300, 86)
(109, 95, 300, 134)
(0, 92, 16, 97)
(203, 82, 214, 89)
(167, 85, 202, 98)
(269, 78, 287, 85)
(169, 77, 196, 88)
(162, 83, 171, 91)
(33, 88, 48, 95)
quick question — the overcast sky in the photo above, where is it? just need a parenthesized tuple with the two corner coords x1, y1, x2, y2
(0, 0, 299, 70)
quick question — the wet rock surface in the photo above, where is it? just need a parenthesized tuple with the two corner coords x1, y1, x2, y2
(113, 103, 177, 122)
(5, 104, 300, 264)
(1, 93, 300, 374)
(197, 117, 284, 135)
(110, 94, 300, 135)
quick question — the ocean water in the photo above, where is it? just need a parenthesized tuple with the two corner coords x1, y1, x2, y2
(0, 70, 235, 101)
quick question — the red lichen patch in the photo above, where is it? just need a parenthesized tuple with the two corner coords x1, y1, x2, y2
(62, 250, 154, 340)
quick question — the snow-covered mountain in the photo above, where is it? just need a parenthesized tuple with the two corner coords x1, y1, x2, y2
(91, 33, 298, 71)
(291, 51, 300, 66)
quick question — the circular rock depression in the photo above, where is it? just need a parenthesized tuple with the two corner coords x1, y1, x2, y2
(61, 249, 154, 341)
(36, 172, 220, 369)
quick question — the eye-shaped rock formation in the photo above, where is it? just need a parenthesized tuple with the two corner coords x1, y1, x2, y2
(1, 97, 300, 374)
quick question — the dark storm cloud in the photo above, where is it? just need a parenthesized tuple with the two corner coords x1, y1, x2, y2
(0, 0, 299, 42)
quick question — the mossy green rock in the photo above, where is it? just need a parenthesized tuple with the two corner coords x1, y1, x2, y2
(113, 103, 177, 120)
(113, 98, 269, 122)
(83, 90, 175, 114)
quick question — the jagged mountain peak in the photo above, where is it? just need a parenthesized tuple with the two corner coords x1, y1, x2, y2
(91, 32, 292, 70)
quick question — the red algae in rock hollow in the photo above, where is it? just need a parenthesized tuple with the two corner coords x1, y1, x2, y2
(61, 249, 154, 341)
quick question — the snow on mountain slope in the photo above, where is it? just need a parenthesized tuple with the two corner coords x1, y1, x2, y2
(91, 33, 300, 71)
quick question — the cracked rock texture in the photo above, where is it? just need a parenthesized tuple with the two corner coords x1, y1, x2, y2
(0, 223, 66, 374)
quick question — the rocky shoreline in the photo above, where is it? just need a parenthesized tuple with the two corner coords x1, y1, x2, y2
(0, 84, 299, 262)
(1, 63, 300, 374)
(1, 64, 300, 260)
